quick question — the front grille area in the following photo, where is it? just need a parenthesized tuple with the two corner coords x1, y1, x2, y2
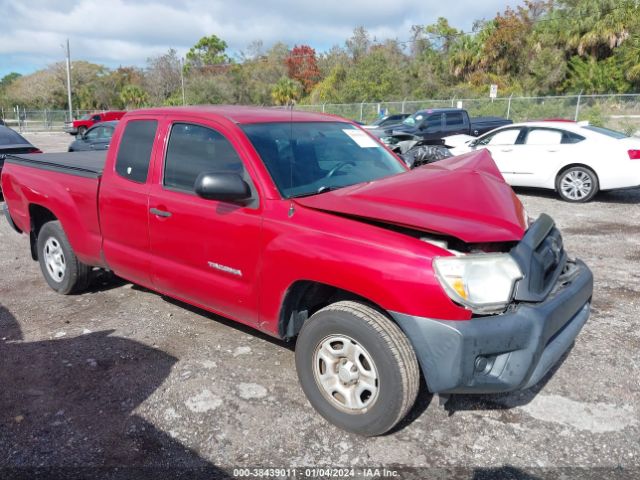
(510, 214, 568, 302)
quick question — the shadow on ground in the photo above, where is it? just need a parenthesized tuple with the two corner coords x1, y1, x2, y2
(0, 304, 231, 478)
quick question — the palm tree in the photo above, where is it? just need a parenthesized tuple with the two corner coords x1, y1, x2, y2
(270, 77, 302, 106)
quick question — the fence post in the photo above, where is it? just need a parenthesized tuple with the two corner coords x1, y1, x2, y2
(360, 101, 366, 122)
(401, 98, 407, 114)
(575, 90, 583, 121)
(451, 96, 456, 108)
(322, 103, 325, 113)
(507, 94, 513, 120)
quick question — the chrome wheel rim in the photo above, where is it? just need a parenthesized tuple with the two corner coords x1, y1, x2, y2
(560, 170, 593, 200)
(43, 237, 66, 282)
(312, 335, 379, 414)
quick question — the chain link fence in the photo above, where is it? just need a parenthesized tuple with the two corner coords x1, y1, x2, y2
(295, 94, 640, 135)
(2, 94, 639, 135)
(0, 108, 95, 132)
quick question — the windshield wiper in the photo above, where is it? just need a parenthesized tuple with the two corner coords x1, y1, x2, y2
(288, 185, 347, 199)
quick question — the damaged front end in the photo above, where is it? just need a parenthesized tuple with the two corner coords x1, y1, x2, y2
(391, 213, 593, 394)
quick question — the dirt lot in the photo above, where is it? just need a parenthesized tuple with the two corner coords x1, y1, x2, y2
(1, 132, 639, 478)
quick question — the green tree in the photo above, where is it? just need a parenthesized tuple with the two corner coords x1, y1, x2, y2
(120, 84, 149, 109)
(185, 35, 230, 71)
(271, 77, 302, 105)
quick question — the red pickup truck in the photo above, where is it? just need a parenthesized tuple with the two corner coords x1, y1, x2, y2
(1, 106, 593, 436)
(64, 110, 126, 136)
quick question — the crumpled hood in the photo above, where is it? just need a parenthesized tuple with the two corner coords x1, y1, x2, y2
(294, 149, 527, 243)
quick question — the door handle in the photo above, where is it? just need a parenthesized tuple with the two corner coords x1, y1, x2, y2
(150, 208, 172, 218)
(547, 149, 558, 152)
(90, 144, 95, 149)
(500, 148, 513, 152)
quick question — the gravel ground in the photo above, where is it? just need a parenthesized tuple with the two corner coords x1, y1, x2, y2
(0, 132, 639, 479)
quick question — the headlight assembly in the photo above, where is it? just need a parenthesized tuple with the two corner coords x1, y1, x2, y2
(433, 253, 523, 314)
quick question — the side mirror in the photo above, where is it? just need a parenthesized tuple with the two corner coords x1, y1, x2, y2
(194, 172, 251, 202)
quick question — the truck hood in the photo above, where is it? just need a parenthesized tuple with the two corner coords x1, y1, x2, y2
(294, 149, 527, 243)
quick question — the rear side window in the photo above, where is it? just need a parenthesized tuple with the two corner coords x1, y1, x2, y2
(115, 120, 157, 183)
(525, 129, 563, 145)
(561, 131, 585, 144)
(164, 123, 245, 192)
(0, 127, 29, 146)
(445, 112, 464, 127)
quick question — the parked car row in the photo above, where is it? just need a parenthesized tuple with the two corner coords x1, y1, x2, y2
(68, 121, 118, 152)
(366, 108, 513, 144)
(64, 110, 125, 136)
(443, 121, 640, 202)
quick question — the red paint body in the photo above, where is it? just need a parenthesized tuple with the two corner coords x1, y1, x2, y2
(2, 106, 529, 336)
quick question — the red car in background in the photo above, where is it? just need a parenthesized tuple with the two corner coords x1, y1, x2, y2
(64, 110, 126, 136)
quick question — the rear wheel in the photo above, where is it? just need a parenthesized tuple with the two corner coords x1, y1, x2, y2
(295, 301, 420, 436)
(556, 166, 599, 202)
(37, 221, 91, 294)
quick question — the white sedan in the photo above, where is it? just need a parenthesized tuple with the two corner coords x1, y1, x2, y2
(444, 121, 640, 202)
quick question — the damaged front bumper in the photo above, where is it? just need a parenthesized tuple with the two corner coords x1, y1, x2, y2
(392, 258, 593, 394)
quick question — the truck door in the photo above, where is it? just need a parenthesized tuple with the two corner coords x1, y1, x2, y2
(442, 111, 468, 137)
(99, 118, 159, 287)
(417, 113, 444, 143)
(147, 120, 262, 325)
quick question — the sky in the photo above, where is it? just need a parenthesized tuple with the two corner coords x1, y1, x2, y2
(0, 0, 522, 78)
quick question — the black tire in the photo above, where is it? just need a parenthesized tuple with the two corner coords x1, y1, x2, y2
(295, 301, 420, 436)
(37, 220, 91, 294)
(555, 166, 599, 202)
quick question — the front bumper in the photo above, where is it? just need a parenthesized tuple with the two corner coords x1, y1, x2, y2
(391, 259, 593, 394)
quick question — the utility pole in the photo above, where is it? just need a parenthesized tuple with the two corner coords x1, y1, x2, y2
(65, 39, 73, 121)
(180, 57, 186, 105)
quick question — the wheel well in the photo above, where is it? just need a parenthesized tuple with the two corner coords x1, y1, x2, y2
(278, 281, 385, 339)
(28, 204, 57, 260)
(555, 164, 599, 187)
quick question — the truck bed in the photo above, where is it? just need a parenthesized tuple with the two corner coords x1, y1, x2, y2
(5, 151, 106, 178)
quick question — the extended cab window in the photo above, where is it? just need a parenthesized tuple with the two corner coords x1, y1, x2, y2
(164, 123, 245, 192)
(115, 120, 157, 183)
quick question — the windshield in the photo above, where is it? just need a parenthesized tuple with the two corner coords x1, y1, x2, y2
(402, 113, 424, 127)
(80, 113, 93, 120)
(582, 125, 629, 139)
(241, 122, 406, 198)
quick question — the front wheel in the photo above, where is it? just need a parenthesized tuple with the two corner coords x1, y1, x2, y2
(556, 166, 599, 202)
(295, 301, 420, 436)
(37, 221, 91, 294)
